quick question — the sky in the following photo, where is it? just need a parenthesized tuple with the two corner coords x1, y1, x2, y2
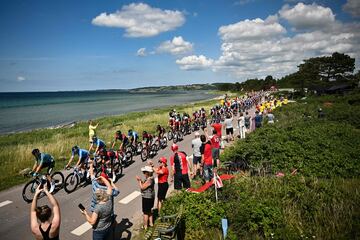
(0, 0, 359, 92)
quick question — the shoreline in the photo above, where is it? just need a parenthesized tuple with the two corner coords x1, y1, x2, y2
(0, 93, 224, 191)
(0, 92, 222, 136)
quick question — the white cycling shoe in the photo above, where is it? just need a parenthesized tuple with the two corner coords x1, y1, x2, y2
(49, 181, 56, 193)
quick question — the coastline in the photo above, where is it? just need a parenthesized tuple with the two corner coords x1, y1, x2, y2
(0, 93, 222, 191)
(0, 90, 220, 136)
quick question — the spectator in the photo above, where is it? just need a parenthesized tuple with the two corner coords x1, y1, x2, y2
(30, 185, 61, 240)
(267, 111, 275, 124)
(211, 119, 222, 139)
(209, 130, 220, 168)
(238, 112, 246, 139)
(80, 187, 113, 240)
(89, 159, 119, 214)
(244, 111, 251, 132)
(223, 113, 234, 142)
(191, 132, 202, 177)
(88, 120, 99, 144)
(153, 157, 169, 213)
(170, 144, 191, 190)
(136, 166, 155, 230)
(254, 111, 263, 129)
(200, 134, 213, 183)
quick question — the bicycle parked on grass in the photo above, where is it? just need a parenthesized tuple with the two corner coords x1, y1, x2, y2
(22, 171, 64, 203)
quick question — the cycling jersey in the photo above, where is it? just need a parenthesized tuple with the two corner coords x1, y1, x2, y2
(115, 134, 129, 145)
(94, 138, 106, 149)
(143, 133, 153, 144)
(72, 149, 89, 162)
(128, 131, 139, 142)
(36, 153, 54, 166)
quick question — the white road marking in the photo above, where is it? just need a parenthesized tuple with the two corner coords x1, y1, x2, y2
(71, 222, 92, 236)
(0, 200, 12, 208)
(119, 191, 141, 204)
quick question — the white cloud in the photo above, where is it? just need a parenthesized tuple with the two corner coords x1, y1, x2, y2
(157, 36, 193, 55)
(17, 76, 26, 82)
(176, 55, 214, 70)
(92, 3, 185, 38)
(176, 3, 360, 81)
(343, 0, 360, 18)
(279, 3, 335, 30)
(136, 48, 147, 57)
(218, 18, 286, 41)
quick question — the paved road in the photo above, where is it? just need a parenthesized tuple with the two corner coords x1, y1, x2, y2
(0, 106, 257, 240)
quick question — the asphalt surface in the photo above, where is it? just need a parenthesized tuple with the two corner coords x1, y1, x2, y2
(0, 106, 257, 240)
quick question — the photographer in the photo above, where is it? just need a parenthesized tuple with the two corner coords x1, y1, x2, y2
(30, 185, 61, 240)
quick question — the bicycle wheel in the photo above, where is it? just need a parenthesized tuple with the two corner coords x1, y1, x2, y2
(64, 173, 79, 193)
(178, 131, 183, 141)
(141, 148, 148, 161)
(51, 171, 64, 190)
(150, 144, 158, 157)
(113, 162, 123, 177)
(125, 151, 133, 162)
(167, 130, 173, 140)
(136, 143, 143, 154)
(126, 145, 132, 154)
(161, 137, 168, 149)
(22, 179, 43, 203)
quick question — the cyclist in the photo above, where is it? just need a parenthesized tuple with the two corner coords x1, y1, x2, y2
(156, 125, 166, 139)
(89, 136, 106, 156)
(168, 116, 175, 131)
(128, 129, 139, 146)
(142, 131, 153, 149)
(111, 130, 129, 152)
(65, 146, 89, 177)
(31, 149, 56, 193)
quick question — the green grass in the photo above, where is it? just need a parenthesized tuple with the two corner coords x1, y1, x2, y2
(0, 98, 219, 191)
(161, 91, 360, 239)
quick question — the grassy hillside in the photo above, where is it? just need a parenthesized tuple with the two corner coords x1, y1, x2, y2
(161, 90, 360, 239)
(0, 98, 219, 191)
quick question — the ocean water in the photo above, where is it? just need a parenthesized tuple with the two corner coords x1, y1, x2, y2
(0, 90, 214, 134)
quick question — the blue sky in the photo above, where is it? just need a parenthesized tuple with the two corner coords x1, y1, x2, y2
(0, 0, 359, 92)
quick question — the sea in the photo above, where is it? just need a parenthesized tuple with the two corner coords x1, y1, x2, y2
(0, 90, 215, 135)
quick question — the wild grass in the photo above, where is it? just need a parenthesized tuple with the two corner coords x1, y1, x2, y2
(0, 98, 218, 191)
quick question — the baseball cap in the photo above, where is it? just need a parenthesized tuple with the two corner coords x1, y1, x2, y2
(159, 157, 167, 164)
(141, 165, 153, 173)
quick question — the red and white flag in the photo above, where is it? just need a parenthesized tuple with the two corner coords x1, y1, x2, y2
(213, 173, 223, 189)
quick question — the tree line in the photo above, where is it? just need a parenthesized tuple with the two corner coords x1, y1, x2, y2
(215, 52, 359, 92)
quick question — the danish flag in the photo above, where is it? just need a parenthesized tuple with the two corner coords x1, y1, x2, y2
(213, 173, 223, 189)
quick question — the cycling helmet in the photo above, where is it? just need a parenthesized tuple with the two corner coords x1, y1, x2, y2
(157, 124, 161, 130)
(92, 135, 98, 141)
(116, 130, 122, 136)
(31, 148, 40, 156)
(128, 129, 133, 135)
(107, 150, 115, 158)
(72, 146, 79, 154)
(171, 143, 178, 152)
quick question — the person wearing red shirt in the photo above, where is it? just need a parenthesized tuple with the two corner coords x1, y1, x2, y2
(211, 120, 222, 139)
(210, 129, 220, 168)
(153, 157, 169, 212)
(170, 144, 190, 190)
(200, 135, 213, 182)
